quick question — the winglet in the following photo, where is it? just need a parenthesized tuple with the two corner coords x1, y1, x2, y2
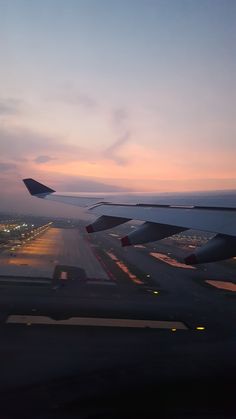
(23, 178, 55, 196)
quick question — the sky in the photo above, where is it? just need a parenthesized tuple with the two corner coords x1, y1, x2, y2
(0, 0, 235, 215)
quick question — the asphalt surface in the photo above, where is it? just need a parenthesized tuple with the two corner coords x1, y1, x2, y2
(89, 228, 236, 333)
(0, 227, 109, 279)
(0, 226, 236, 418)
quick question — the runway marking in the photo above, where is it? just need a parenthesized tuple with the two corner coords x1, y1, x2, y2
(89, 245, 115, 281)
(6, 315, 188, 329)
(59, 271, 68, 280)
(150, 252, 196, 269)
(206, 280, 236, 292)
(85, 236, 112, 281)
(106, 252, 144, 284)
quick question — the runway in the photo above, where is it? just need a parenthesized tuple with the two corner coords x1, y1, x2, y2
(0, 223, 235, 333)
(0, 227, 109, 279)
(0, 224, 236, 417)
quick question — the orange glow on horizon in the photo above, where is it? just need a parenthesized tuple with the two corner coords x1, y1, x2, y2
(28, 141, 236, 193)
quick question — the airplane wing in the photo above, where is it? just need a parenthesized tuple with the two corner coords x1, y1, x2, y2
(23, 178, 236, 264)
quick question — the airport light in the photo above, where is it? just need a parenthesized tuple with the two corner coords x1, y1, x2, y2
(196, 326, 205, 331)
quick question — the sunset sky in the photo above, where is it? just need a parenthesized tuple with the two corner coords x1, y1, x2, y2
(0, 0, 235, 214)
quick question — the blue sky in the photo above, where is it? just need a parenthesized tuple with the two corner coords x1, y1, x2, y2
(0, 0, 235, 214)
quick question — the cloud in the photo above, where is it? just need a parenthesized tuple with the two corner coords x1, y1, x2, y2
(59, 177, 129, 192)
(104, 131, 130, 165)
(0, 162, 17, 172)
(112, 107, 128, 127)
(0, 119, 132, 169)
(34, 155, 56, 164)
(103, 107, 131, 165)
(0, 98, 22, 116)
(53, 86, 98, 109)
(0, 125, 91, 163)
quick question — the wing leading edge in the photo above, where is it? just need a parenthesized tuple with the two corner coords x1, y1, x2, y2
(22, 178, 236, 264)
(23, 178, 105, 208)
